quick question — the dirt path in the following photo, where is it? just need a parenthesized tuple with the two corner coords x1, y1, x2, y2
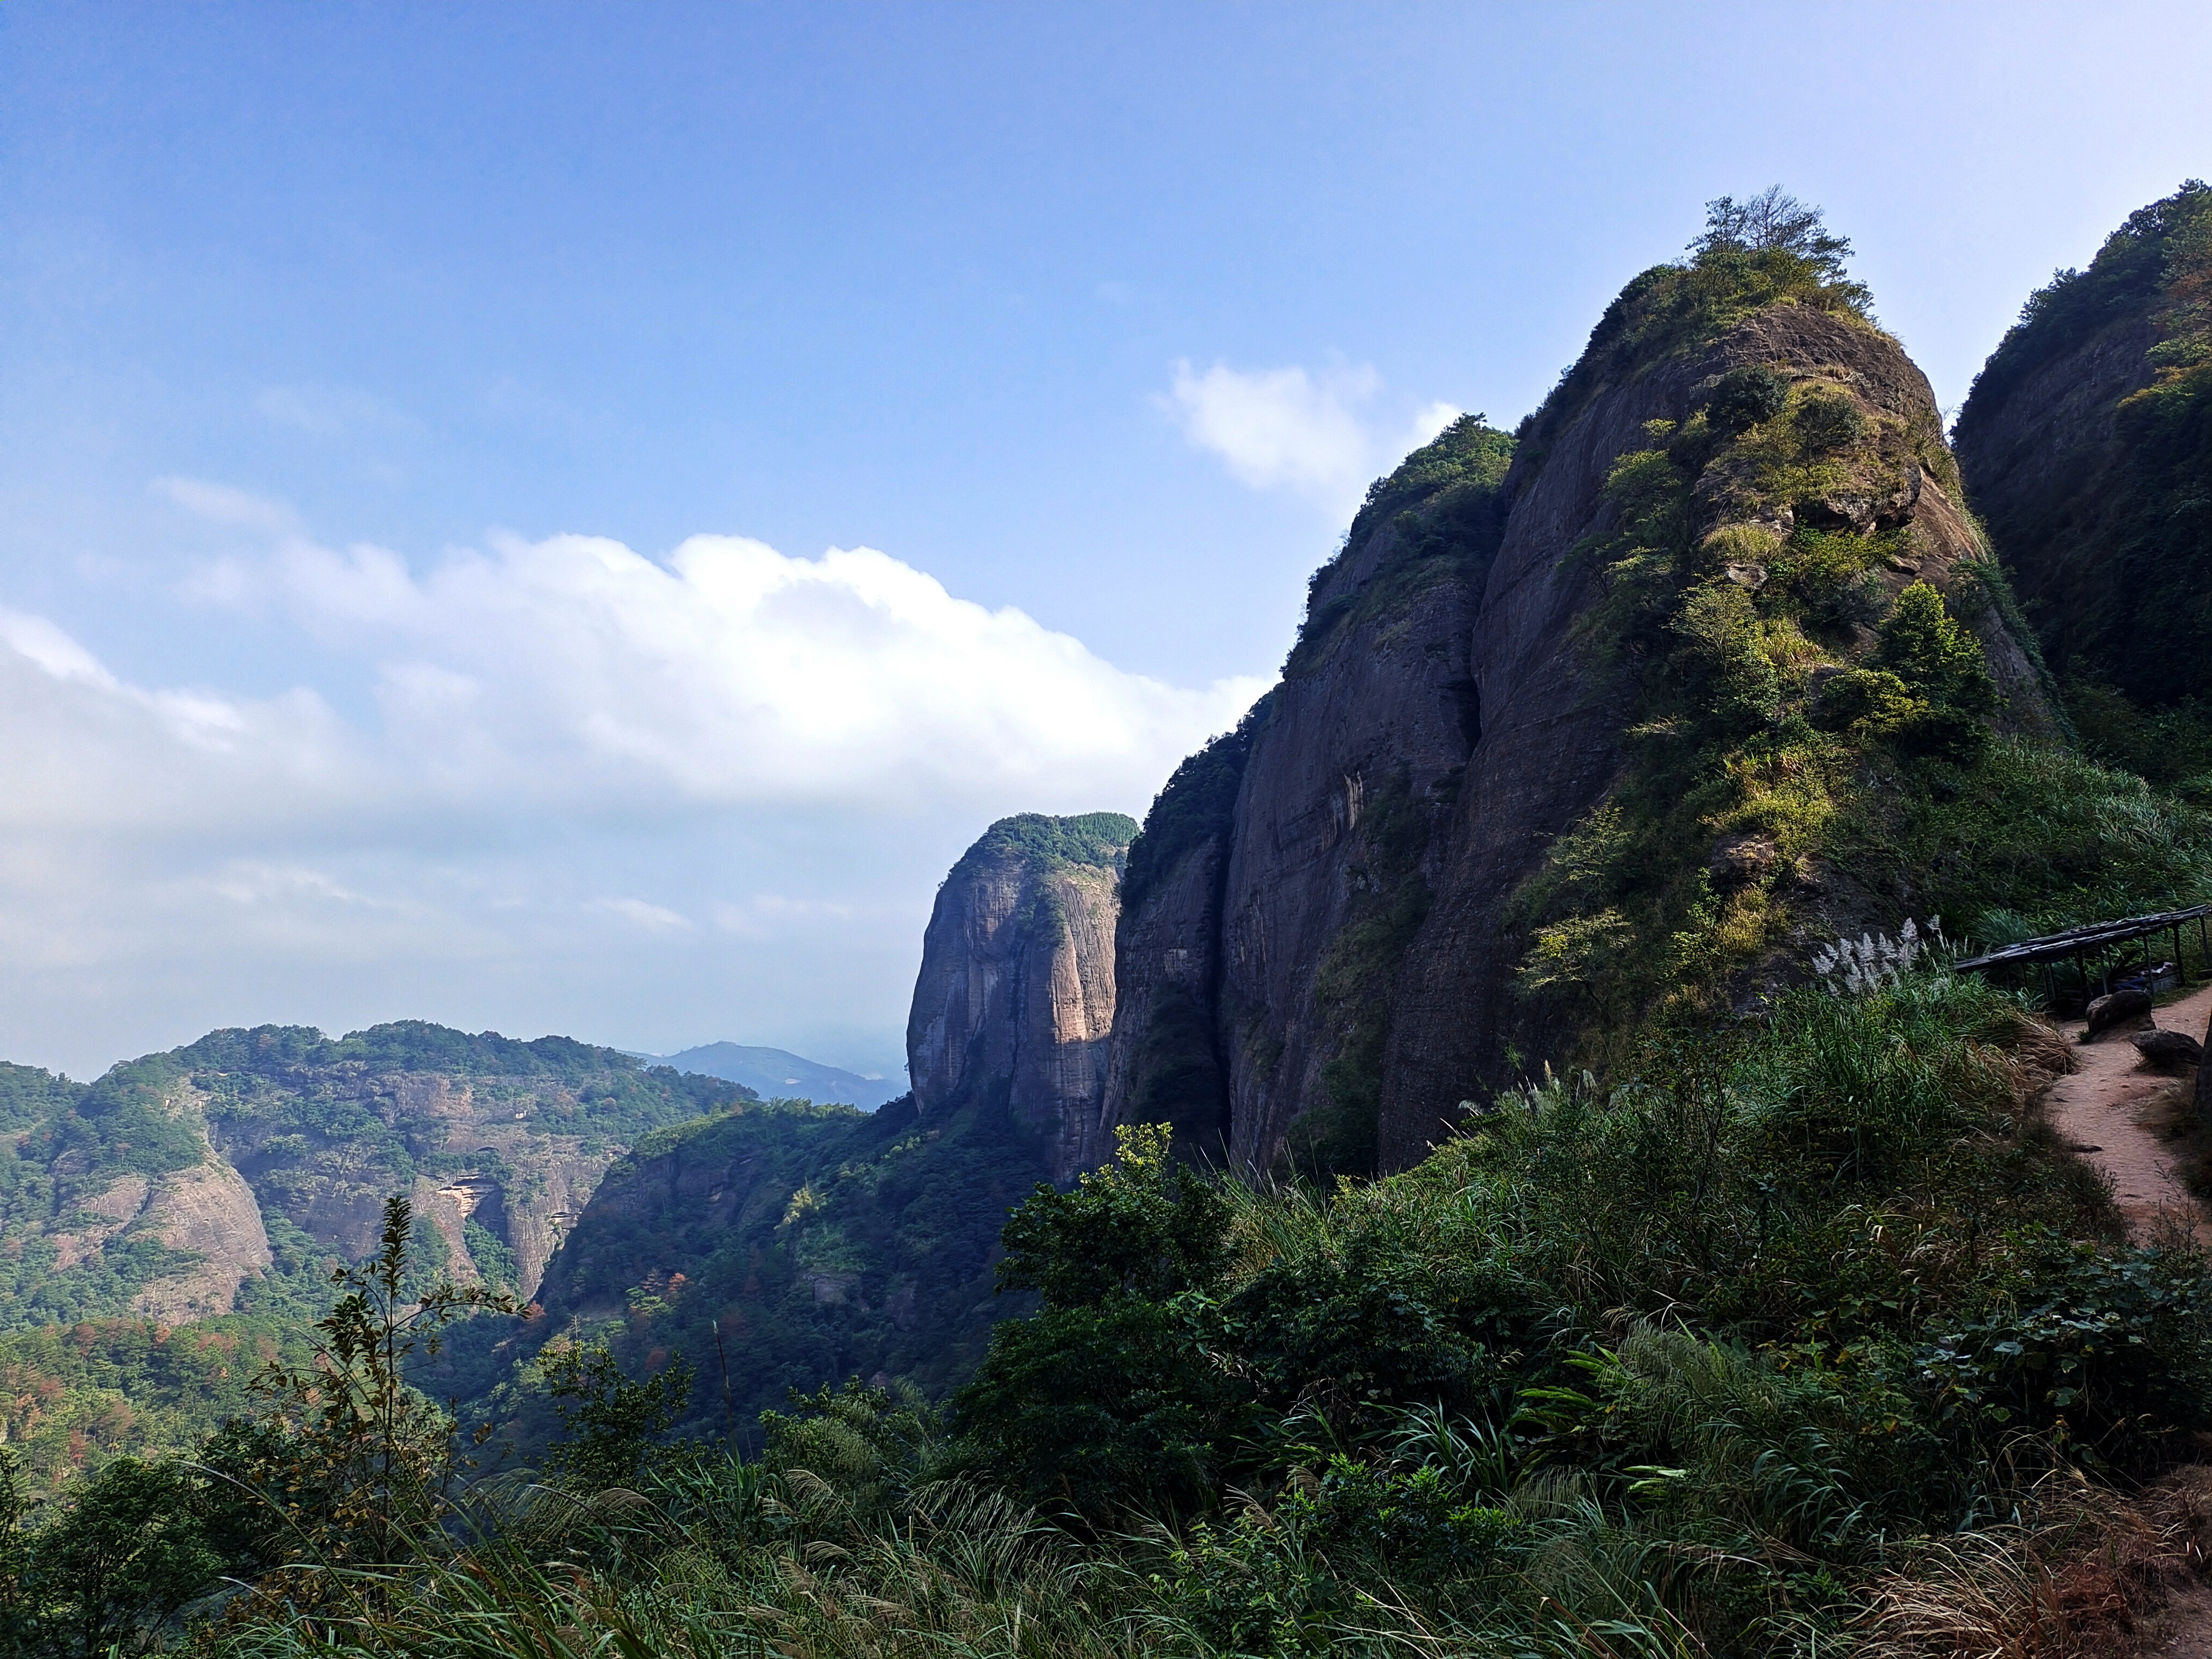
(2044, 981, 2212, 1243)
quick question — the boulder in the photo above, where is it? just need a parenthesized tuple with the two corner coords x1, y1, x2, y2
(1707, 832, 1782, 889)
(2131, 1027, 2203, 1071)
(2083, 987, 2154, 1038)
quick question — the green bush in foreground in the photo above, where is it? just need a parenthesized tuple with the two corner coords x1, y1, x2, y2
(0, 966, 2187, 1659)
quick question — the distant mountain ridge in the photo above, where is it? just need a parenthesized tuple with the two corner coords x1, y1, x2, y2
(652, 1042, 900, 1109)
(0, 1021, 760, 1333)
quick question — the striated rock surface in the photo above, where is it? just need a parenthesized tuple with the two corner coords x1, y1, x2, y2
(130, 1160, 274, 1321)
(1953, 183, 2211, 709)
(907, 813, 1134, 1179)
(1212, 422, 1514, 1176)
(1109, 301, 2051, 1180)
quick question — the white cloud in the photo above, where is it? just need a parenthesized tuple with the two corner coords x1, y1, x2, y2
(0, 497, 1269, 1077)
(153, 476, 301, 535)
(1159, 362, 1467, 520)
(253, 385, 419, 441)
(1404, 400, 1465, 453)
(593, 898, 695, 933)
(234, 525, 1267, 811)
(1160, 360, 1377, 501)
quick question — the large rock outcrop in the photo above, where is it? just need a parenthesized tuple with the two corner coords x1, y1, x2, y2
(907, 813, 1134, 1179)
(1954, 182, 2211, 710)
(1106, 271, 2052, 1180)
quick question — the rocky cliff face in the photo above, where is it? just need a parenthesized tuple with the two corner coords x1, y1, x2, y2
(1107, 286, 2052, 1180)
(907, 813, 1134, 1180)
(1954, 183, 2211, 710)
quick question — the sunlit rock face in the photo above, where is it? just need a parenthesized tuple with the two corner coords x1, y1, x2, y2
(905, 813, 1134, 1181)
(1104, 307, 2048, 1181)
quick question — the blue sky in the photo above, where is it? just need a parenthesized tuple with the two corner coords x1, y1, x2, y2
(2, 2, 2208, 1082)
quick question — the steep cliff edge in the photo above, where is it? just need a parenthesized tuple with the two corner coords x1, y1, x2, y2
(1113, 205, 2056, 1178)
(1954, 181, 2211, 725)
(1213, 420, 1514, 1176)
(488, 818, 1141, 1451)
(908, 812, 1134, 1179)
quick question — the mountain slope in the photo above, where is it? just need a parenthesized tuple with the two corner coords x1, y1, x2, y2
(0, 1024, 756, 1330)
(657, 1043, 897, 1109)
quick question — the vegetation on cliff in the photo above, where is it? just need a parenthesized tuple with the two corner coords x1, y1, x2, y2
(1509, 195, 2212, 1062)
(948, 812, 1138, 880)
(1957, 181, 2212, 777)
(437, 1086, 1054, 1461)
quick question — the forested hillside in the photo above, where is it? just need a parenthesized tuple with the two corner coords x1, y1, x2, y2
(0, 1023, 756, 1491)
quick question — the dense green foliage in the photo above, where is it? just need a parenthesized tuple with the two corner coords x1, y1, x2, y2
(31, 965, 2195, 1659)
(432, 1085, 1056, 1467)
(0, 1319, 307, 1495)
(948, 813, 1137, 883)
(191, 1020, 751, 1167)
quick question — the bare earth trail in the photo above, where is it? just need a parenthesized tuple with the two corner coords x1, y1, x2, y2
(2045, 987, 2212, 1659)
(2042, 980, 2212, 1244)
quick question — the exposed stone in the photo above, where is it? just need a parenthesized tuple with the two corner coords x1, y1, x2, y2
(2085, 987, 2155, 1039)
(906, 814, 1131, 1180)
(2132, 1028, 2204, 1071)
(129, 1161, 273, 1322)
(1708, 833, 1782, 889)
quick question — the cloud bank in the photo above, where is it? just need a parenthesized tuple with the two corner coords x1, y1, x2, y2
(0, 496, 1264, 1078)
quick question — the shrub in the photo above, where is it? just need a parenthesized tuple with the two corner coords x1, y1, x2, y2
(1793, 392, 1867, 453)
(1710, 365, 1791, 434)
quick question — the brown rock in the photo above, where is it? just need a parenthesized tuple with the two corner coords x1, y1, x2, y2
(2085, 987, 2154, 1038)
(906, 813, 1132, 1180)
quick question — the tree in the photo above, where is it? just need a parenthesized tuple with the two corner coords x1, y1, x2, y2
(27, 1458, 218, 1659)
(1872, 581, 1999, 759)
(235, 1195, 522, 1569)
(993, 1123, 1230, 1309)
(951, 1125, 1247, 1520)
(539, 1343, 691, 1489)
(1692, 186, 1854, 281)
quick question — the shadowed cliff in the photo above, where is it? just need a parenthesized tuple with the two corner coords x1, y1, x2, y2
(1954, 181, 2212, 763)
